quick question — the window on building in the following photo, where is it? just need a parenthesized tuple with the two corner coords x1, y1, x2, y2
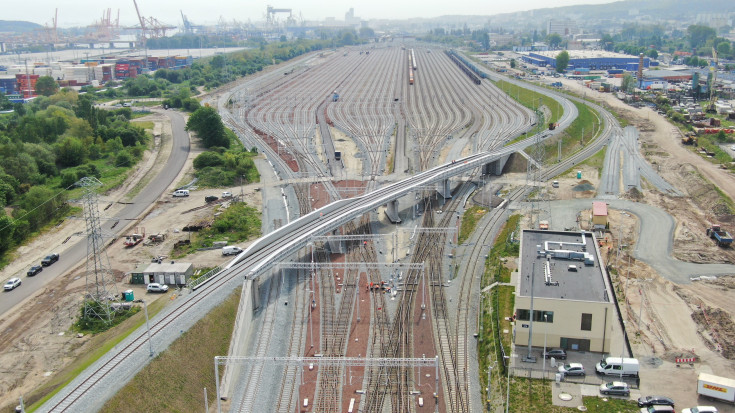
(581, 313, 592, 331)
(516, 310, 554, 322)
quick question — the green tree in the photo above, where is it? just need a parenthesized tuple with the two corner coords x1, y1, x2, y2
(621, 73, 635, 93)
(547, 33, 562, 48)
(716, 41, 731, 56)
(688, 24, 716, 49)
(55, 136, 87, 167)
(510, 59, 516, 69)
(35, 76, 59, 97)
(555, 50, 570, 73)
(186, 106, 229, 148)
(359, 27, 375, 38)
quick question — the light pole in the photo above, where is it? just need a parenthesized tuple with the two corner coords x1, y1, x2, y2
(135, 299, 154, 357)
(542, 314, 548, 376)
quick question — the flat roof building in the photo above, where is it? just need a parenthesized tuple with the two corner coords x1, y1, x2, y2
(521, 50, 650, 71)
(514, 230, 615, 353)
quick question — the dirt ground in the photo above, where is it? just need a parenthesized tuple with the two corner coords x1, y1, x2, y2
(548, 78, 735, 407)
(0, 111, 264, 409)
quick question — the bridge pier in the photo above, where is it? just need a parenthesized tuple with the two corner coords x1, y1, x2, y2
(436, 178, 452, 199)
(385, 200, 401, 223)
(326, 229, 343, 253)
(483, 154, 511, 176)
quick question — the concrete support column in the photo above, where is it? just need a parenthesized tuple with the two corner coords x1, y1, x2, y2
(436, 178, 452, 199)
(385, 200, 401, 223)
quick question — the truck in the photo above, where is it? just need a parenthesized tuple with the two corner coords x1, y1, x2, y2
(698, 372, 735, 403)
(124, 228, 145, 247)
(595, 357, 639, 377)
(706, 224, 733, 247)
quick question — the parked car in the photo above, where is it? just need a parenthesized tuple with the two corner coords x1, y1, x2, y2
(558, 363, 585, 376)
(544, 349, 567, 360)
(600, 381, 630, 396)
(27, 265, 43, 276)
(637, 396, 675, 408)
(147, 283, 169, 293)
(222, 191, 233, 198)
(640, 406, 675, 413)
(681, 407, 718, 413)
(41, 253, 59, 266)
(4, 278, 21, 291)
(173, 189, 189, 197)
(205, 195, 219, 203)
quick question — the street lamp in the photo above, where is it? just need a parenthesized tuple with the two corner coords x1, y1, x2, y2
(135, 299, 154, 357)
(542, 313, 548, 375)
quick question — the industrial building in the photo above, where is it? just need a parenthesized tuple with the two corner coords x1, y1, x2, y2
(129, 261, 194, 286)
(521, 50, 651, 71)
(513, 230, 615, 353)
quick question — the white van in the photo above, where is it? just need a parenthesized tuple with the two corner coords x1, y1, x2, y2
(222, 246, 243, 256)
(595, 357, 639, 377)
(173, 189, 190, 197)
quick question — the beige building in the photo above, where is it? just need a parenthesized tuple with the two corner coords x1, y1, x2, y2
(592, 201, 608, 230)
(513, 230, 615, 353)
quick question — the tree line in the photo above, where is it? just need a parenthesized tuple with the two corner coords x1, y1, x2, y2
(0, 91, 147, 263)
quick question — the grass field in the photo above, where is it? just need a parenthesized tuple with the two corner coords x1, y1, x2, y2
(495, 79, 563, 125)
(100, 291, 240, 412)
(26, 296, 171, 411)
(458, 205, 488, 245)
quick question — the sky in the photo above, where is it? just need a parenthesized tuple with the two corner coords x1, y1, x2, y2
(8, 0, 617, 28)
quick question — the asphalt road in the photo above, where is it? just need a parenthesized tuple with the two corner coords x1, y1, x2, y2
(0, 109, 190, 317)
(548, 199, 735, 284)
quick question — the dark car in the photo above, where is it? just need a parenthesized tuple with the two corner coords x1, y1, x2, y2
(638, 396, 675, 408)
(544, 349, 567, 360)
(41, 253, 59, 266)
(205, 195, 219, 203)
(27, 265, 43, 276)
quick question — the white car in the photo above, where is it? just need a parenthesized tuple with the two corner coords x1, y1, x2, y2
(147, 283, 169, 293)
(4, 278, 21, 291)
(682, 407, 718, 413)
(558, 363, 585, 376)
(222, 191, 233, 198)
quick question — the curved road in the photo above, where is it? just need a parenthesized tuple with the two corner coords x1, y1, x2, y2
(549, 199, 735, 284)
(0, 109, 191, 317)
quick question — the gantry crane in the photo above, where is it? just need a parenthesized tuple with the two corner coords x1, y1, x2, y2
(267, 5, 293, 26)
(132, 0, 176, 46)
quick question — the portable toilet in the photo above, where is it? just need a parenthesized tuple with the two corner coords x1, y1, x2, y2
(576, 170, 582, 179)
(123, 290, 134, 301)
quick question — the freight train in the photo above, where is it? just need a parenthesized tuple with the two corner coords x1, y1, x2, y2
(411, 49, 417, 71)
(446, 49, 488, 80)
(445, 50, 481, 85)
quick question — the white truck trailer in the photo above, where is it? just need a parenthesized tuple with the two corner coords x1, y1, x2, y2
(698, 372, 735, 403)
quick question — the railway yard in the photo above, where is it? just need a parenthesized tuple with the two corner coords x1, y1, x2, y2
(3, 43, 735, 413)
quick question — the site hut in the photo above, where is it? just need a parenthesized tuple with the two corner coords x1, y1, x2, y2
(591, 201, 608, 230)
(513, 230, 615, 353)
(128, 261, 194, 286)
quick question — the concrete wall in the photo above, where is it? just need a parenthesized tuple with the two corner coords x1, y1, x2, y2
(513, 296, 614, 353)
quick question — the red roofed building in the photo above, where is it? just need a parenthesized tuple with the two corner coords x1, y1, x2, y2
(592, 201, 608, 229)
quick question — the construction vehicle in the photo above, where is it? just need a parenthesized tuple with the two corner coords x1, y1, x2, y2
(549, 122, 558, 130)
(681, 132, 698, 145)
(124, 227, 145, 247)
(706, 224, 733, 247)
(148, 233, 166, 243)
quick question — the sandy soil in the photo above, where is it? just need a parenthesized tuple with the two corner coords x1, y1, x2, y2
(545, 77, 735, 407)
(0, 112, 264, 409)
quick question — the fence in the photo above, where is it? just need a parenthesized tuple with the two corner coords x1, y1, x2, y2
(508, 366, 640, 389)
(188, 265, 223, 290)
